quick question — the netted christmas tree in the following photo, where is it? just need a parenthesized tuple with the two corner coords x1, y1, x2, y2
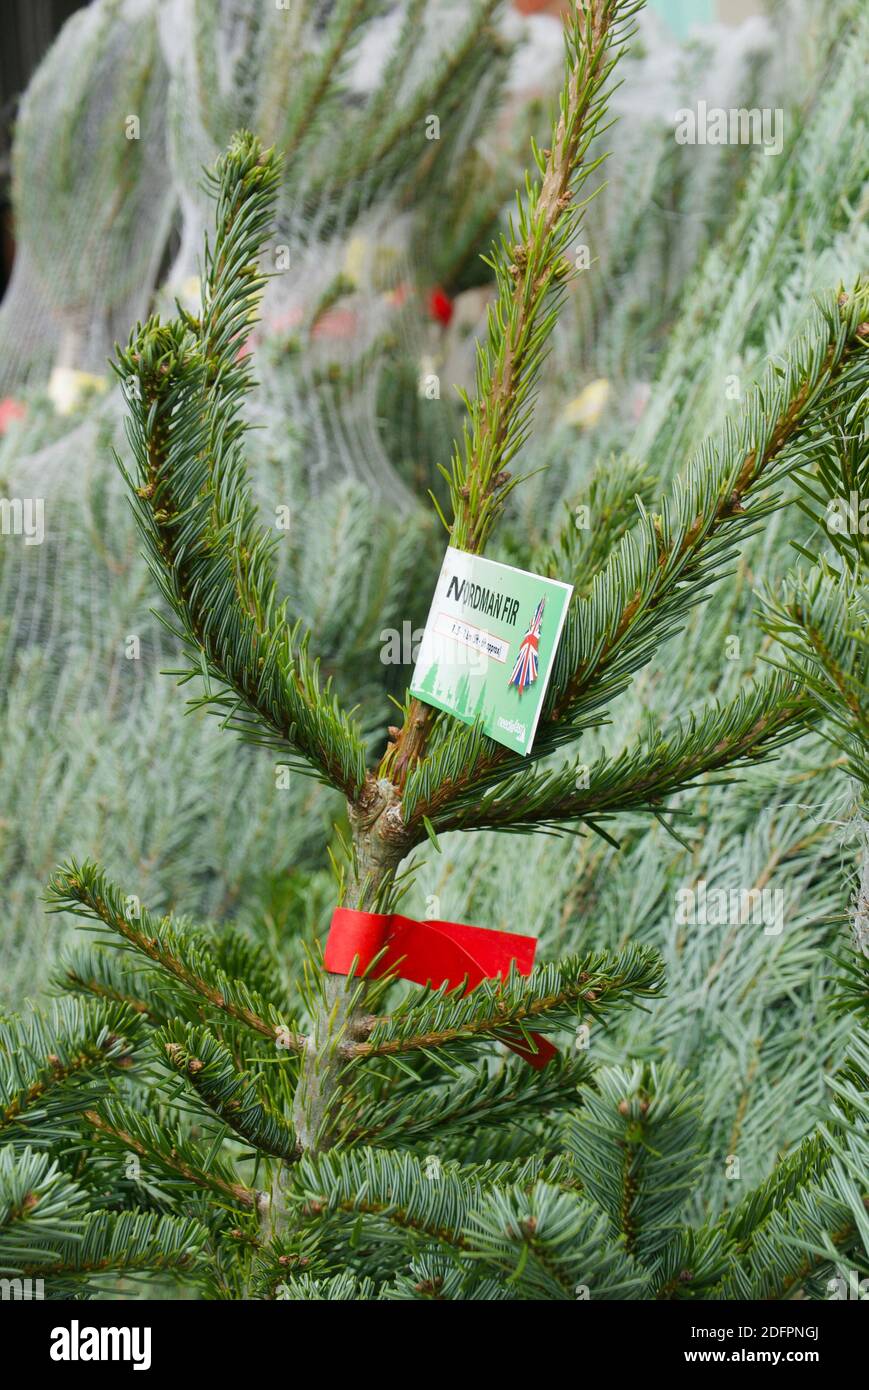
(1, 0, 867, 1301)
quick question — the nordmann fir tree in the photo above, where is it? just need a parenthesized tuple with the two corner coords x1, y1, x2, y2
(2, 0, 866, 1298)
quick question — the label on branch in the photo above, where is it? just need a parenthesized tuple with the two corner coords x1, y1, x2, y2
(410, 546, 573, 756)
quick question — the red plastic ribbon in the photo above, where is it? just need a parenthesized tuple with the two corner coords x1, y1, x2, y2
(325, 907, 557, 1069)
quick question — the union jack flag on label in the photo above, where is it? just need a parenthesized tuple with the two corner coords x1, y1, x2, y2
(509, 598, 545, 695)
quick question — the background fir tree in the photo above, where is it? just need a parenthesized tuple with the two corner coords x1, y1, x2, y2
(1, 0, 866, 1301)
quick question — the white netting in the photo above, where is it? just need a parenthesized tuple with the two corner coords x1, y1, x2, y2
(0, 0, 174, 390)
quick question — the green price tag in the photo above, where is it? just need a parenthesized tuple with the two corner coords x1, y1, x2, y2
(410, 546, 573, 755)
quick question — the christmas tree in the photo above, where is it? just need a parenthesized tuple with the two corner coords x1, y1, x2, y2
(1, 0, 867, 1304)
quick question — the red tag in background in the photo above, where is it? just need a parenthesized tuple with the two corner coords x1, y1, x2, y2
(325, 907, 557, 1069)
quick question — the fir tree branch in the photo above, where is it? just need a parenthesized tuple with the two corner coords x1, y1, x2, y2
(280, 0, 375, 163)
(760, 1214, 861, 1301)
(46, 860, 304, 1052)
(381, 1254, 508, 1302)
(15, 1211, 207, 1283)
(462, 1180, 648, 1299)
(566, 1061, 703, 1264)
(446, 0, 641, 554)
(0, 1149, 206, 1286)
(347, 1053, 593, 1146)
(651, 1229, 733, 1300)
(57, 948, 165, 1026)
(272, 1270, 378, 1301)
(758, 317, 868, 790)
(539, 291, 869, 736)
(114, 131, 367, 797)
(701, 1131, 848, 1299)
(291, 1148, 481, 1252)
(762, 564, 868, 787)
(543, 454, 659, 598)
(0, 999, 143, 1143)
(431, 673, 810, 834)
(788, 363, 869, 572)
(299, 0, 504, 227)
(0, 1147, 88, 1272)
(159, 1023, 300, 1162)
(761, 564, 862, 795)
(85, 1103, 256, 1210)
(345, 945, 662, 1063)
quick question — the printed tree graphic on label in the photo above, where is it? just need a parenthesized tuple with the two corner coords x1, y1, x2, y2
(472, 678, 490, 726)
(417, 660, 440, 703)
(454, 672, 471, 718)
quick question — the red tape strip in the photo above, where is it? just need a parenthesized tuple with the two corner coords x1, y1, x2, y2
(325, 907, 557, 1069)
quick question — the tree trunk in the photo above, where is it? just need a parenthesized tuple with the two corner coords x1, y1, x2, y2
(291, 776, 409, 1155)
